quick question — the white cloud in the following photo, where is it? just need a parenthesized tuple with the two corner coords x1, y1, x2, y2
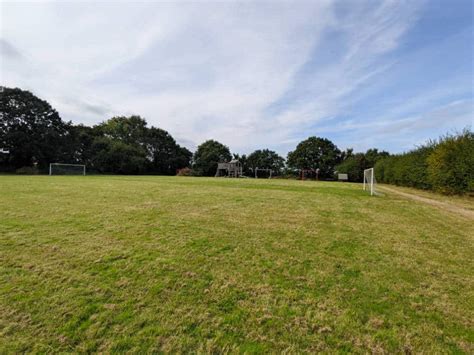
(1, 0, 470, 155)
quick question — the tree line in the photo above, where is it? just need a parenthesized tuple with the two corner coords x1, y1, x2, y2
(1, 87, 472, 194)
(0, 87, 192, 175)
(1, 87, 385, 178)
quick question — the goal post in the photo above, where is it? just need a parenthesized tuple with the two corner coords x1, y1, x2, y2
(49, 163, 86, 176)
(363, 168, 377, 196)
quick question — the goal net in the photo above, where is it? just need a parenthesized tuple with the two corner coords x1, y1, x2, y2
(363, 168, 377, 196)
(49, 163, 86, 176)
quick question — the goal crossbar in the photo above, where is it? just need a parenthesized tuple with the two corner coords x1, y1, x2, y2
(49, 163, 86, 176)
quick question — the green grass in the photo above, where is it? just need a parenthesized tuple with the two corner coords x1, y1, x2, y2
(1, 176, 473, 353)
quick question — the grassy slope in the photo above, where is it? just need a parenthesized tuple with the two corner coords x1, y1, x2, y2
(0, 176, 473, 353)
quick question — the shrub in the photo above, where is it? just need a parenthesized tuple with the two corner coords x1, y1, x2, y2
(375, 147, 433, 189)
(427, 130, 474, 194)
(375, 129, 473, 195)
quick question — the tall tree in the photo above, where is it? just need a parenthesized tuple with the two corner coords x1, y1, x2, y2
(93, 116, 191, 174)
(193, 139, 231, 176)
(91, 137, 147, 174)
(62, 124, 101, 167)
(97, 115, 148, 146)
(145, 127, 191, 174)
(287, 136, 341, 178)
(246, 149, 285, 175)
(0, 87, 70, 170)
(364, 148, 389, 167)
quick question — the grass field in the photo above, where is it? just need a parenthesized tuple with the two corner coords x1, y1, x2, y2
(1, 176, 473, 353)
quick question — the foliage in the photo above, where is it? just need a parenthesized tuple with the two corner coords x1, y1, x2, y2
(232, 153, 249, 175)
(335, 153, 367, 182)
(145, 127, 192, 175)
(246, 149, 285, 176)
(91, 137, 147, 174)
(427, 130, 474, 194)
(287, 137, 341, 178)
(1, 176, 472, 352)
(364, 148, 390, 167)
(62, 124, 102, 168)
(2, 85, 470, 192)
(336, 149, 389, 182)
(0, 86, 192, 175)
(94, 116, 191, 175)
(375, 146, 434, 190)
(375, 129, 473, 194)
(97, 115, 148, 145)
(0, 87, 70, 170)
(193, 140, 232, 176)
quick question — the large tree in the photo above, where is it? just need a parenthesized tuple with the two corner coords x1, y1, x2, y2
(193, 139, 232, 176)
(364, 148, 389, 167)
(97, 115, 148, 146)
(93, 116, 191, 174)
(287, 136, 341, 178)
(91, 137, 147, 174)
(145, 127, 192, 175)
(0, 87, 70, 170)
(246, 149, 285, 175)
(62, 124, 101, 167)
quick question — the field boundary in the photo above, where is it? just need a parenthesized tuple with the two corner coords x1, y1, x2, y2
(379, 185, 474, 219)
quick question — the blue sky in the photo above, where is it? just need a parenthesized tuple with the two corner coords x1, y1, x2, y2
(1, 0, 472, 155)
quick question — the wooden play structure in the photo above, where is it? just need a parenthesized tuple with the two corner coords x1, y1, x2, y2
(215, 159, 243, 178)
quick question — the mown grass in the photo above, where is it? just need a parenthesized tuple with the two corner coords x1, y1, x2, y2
(1, 176, 473, 353)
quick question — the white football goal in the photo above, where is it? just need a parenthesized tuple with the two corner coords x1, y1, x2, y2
(363, 168, 377, 196)
(49, 163, 86, 176)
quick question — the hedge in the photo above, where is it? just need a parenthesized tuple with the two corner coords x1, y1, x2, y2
(375, 130, 474, 195)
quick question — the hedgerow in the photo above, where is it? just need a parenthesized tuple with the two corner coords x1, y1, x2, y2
(375, 129, 474, 195)
(427, 130, 474, 194)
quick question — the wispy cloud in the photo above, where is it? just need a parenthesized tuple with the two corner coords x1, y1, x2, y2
(1, 0, 472, 154)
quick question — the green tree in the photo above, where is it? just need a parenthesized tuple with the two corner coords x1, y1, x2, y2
(91, 137, 147, 174)
(335, 153, 366, 182)
(94, 116, 191, 174)
(193, 140, 232, 176)
(287, 137, 341, 178)
(0, 87, 70, 170)
(145, 127, 191, 175)
(336, 148, 390, 182)
(97, 115, 148, 146)
(62, 124, 101, 167)
(364, 148, 389, 167)
(233, 153, 249, 175)
(246, 149, 285, 175)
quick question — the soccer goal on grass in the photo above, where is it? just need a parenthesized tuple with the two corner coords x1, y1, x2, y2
(363, 168, 377, 196)
(49, 163, 86, 176)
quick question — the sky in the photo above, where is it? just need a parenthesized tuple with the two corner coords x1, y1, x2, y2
(1, 0, 473, 155)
